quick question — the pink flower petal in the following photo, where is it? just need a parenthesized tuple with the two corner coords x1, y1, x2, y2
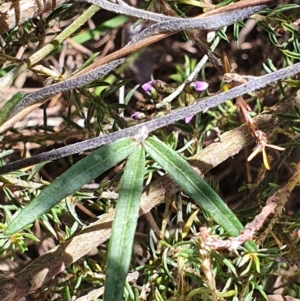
(185, 115, 194, 123)
(141, 83, 153, 92)
(194, 81, 209, 92)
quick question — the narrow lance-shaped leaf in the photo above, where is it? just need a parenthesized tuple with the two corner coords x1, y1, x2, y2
(104, 145, 145, 301)
(0, 92, 25, 126)
(4, 138, 136, 235)
(143, 136, 243, 237)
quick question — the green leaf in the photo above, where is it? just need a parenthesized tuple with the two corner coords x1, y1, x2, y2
(282, 22, 300, 36)
(233, 21, 246, 42)
(104, 145, 145, 301)
(270, 4, 299, 15)
(282, 49, 300, 60)
(100, 79, 131, 97)
(294, 40, 300, 54)
(0, 92, 26, 125)
(0, 149, 14, 159)
(4, 138, 135, 235)
(275, 113, 300, 121)
(45, 3, 73, 23)
(258, 22, 277, 35)
(216, 0, 234, 8)
(268, 33, 285, 48)
(218, 29, 229, 43)
(71, 15, 129, 44)
(143, 136, 243, 237)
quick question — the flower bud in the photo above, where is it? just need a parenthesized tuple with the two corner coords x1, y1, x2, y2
(131, 112, 146, 120)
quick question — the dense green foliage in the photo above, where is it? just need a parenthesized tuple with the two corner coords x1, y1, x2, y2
(0, 0, 300, 300)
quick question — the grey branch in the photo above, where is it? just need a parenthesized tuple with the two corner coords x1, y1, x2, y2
(1, 61, 300, 175)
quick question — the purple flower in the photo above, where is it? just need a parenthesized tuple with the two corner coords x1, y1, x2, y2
(189, 81, 209, 93)
(131, 112, 146, 120)
(141, 83, 154, 93)
(141, 80, 163, 95)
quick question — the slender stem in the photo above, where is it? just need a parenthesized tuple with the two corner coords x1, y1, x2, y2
(0, 4, 100, 91)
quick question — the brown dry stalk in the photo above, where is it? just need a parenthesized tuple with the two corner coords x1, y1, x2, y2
(203, 194, 278, 250)
(203, 156, 300, 250)
(0, 94, 296, 301)
(72, 0, 277, 78)
(257, 161, 300, 244)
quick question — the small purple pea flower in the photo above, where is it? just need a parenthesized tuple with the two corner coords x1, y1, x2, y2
(141, 83, 154, 94)
(141, 80, 163, 98)
(131, 111, 146, 120)
(186, 81, 209, 93)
